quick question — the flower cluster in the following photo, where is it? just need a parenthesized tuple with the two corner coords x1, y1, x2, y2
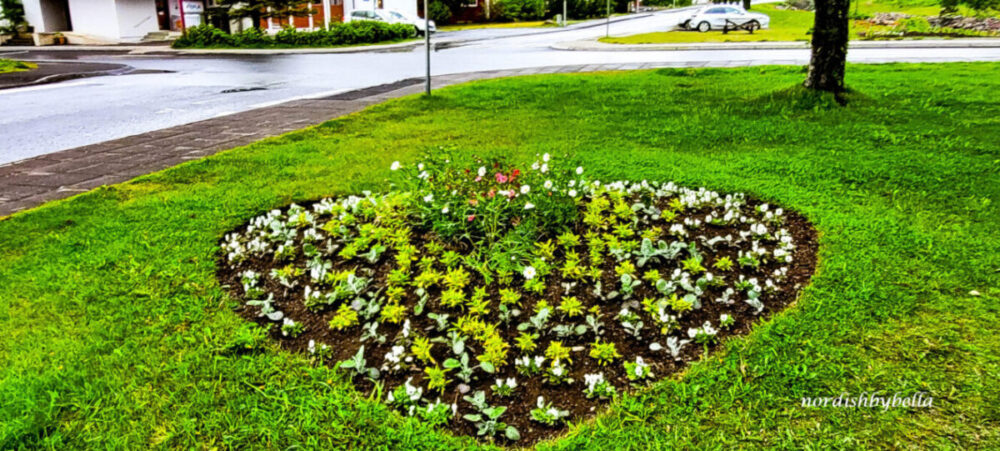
(218, 157, 807, 444)
(390, 153, 586, 254)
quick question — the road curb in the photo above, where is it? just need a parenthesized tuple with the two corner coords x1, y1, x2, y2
(0, 61, 133, 90)
(552, 38, 1000, 51)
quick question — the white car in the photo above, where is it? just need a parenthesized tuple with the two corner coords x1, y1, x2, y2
(348, 9, 437, 35)
(682, 6, 770, 32)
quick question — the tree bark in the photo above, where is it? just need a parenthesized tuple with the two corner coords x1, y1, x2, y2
(804, 0, 850, 92)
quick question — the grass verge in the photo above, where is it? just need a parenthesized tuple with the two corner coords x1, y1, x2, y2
(0, 59, 36, 74)
(2, 63, 1000, 449)
(600, 1, 995, 44)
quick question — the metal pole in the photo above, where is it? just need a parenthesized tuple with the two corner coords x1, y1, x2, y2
(563, 0, 567, 26)
(424, 0, 431, 95)
(606, 0, 610, 37)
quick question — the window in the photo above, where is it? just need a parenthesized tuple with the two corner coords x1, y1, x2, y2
(706, 7, 725, 14)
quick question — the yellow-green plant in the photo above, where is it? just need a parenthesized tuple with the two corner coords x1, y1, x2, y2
(328, 304, 359, 331)
(412, 336, 435, 363)
(589, 340, 621, 366)
(545, 341, 572, 362)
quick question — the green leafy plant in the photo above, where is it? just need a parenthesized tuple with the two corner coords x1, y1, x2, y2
(589, 340, 621, 366)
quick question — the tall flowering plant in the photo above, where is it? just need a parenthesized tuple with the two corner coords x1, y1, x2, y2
(390, 153, 587, 245)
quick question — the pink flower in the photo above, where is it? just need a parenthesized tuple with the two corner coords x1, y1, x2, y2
(475, 176, 482, 182)
(495, 173, 508, 183)
(467, 215, 476, 222)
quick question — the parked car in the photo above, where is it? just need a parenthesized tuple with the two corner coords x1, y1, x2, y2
(347, 9, 436, 35)
(681, 6, 770, 32)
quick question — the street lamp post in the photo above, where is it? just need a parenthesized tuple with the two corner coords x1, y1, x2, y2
(563, 0, 567, 26)
(425, 0, 431, 95)
(606, 0, 610, 37)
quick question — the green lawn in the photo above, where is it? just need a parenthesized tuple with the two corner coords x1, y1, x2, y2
(600, 1, 993, 44)
(2, 63, 1000, 448)
(0, 59, 36, 74)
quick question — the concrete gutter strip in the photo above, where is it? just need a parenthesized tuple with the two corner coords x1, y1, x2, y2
(553, 38, 1000, 51)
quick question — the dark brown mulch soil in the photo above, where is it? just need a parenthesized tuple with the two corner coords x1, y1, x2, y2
(216, 196, 819, 446)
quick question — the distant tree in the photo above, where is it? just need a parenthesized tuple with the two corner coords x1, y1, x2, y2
(219, 0, 315, 27)
(0, 0, 27, 34)
(803, 0, 849, 93)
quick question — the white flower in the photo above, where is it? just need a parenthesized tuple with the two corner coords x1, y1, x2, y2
(543, 153, 550, 162)
(541, 163, 549, 173)
(522, 266, 536, 280)
(390, 161, 401, 171)
(568, 189, 578, 197)
(544, 180, 553, 190)
(441, 206, 449, 214)
(521, 185, 530, 194)
(477, 166, 486, 177)
(506, 377, 517, 388)
(418, 171, 429, 179)
(576, 166, 584, 175)
(418, 163, 425, 171)
(423, 193, 434, 203)
(524, 202, 535, 210)
(568, 180, 576, 187)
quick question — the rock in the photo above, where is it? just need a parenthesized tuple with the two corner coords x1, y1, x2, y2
(571, 346, 585, 352)
(458, 384, 471, 394)
(649, 342, 663, 351)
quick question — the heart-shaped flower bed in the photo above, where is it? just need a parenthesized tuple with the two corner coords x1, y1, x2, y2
(218, 155, 817, 445)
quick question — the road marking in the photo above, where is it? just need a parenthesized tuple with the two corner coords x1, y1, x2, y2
(0, 80, 96, 96)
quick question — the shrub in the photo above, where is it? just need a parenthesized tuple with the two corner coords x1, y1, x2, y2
(492, 0, 546, 21)
(172, 22, 415, 49)
(429, 1, 454, 23)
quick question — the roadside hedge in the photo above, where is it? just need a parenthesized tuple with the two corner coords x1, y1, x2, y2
(173, 22, 416, 49)
(491, 0, 546, 21)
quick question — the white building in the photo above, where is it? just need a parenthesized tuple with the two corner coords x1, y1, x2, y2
(12, 0, 203, 43)
(9, 0, 423, 44)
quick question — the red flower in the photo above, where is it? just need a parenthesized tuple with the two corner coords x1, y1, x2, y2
(487, 190, 496, 198)
(511, 169, 521, 178)
(467, 215, 476, 222)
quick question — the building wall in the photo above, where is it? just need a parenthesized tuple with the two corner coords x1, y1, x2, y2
(23, 0, 72, 32)
(115, 0, 159, 41)
(68, 0, 120, 40)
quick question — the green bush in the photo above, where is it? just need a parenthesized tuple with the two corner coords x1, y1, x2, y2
(544, 0, 629, 20)
(173, 22, 415, 49)
(895, 16, 933, 33)
(429, 1, 453, 23)
(491, 0, 546, 21)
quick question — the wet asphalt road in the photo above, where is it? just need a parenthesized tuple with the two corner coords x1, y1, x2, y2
(2, 8, 1000, 165)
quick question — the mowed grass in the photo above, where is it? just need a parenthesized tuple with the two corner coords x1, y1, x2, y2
(600, 1, 993, 44)
(2, 63, 1000, 449)
(0, 59, 36, 74)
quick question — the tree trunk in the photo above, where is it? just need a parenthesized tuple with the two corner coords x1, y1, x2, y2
(804, 0, 850, 92)
(743, 0, 750, 10)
